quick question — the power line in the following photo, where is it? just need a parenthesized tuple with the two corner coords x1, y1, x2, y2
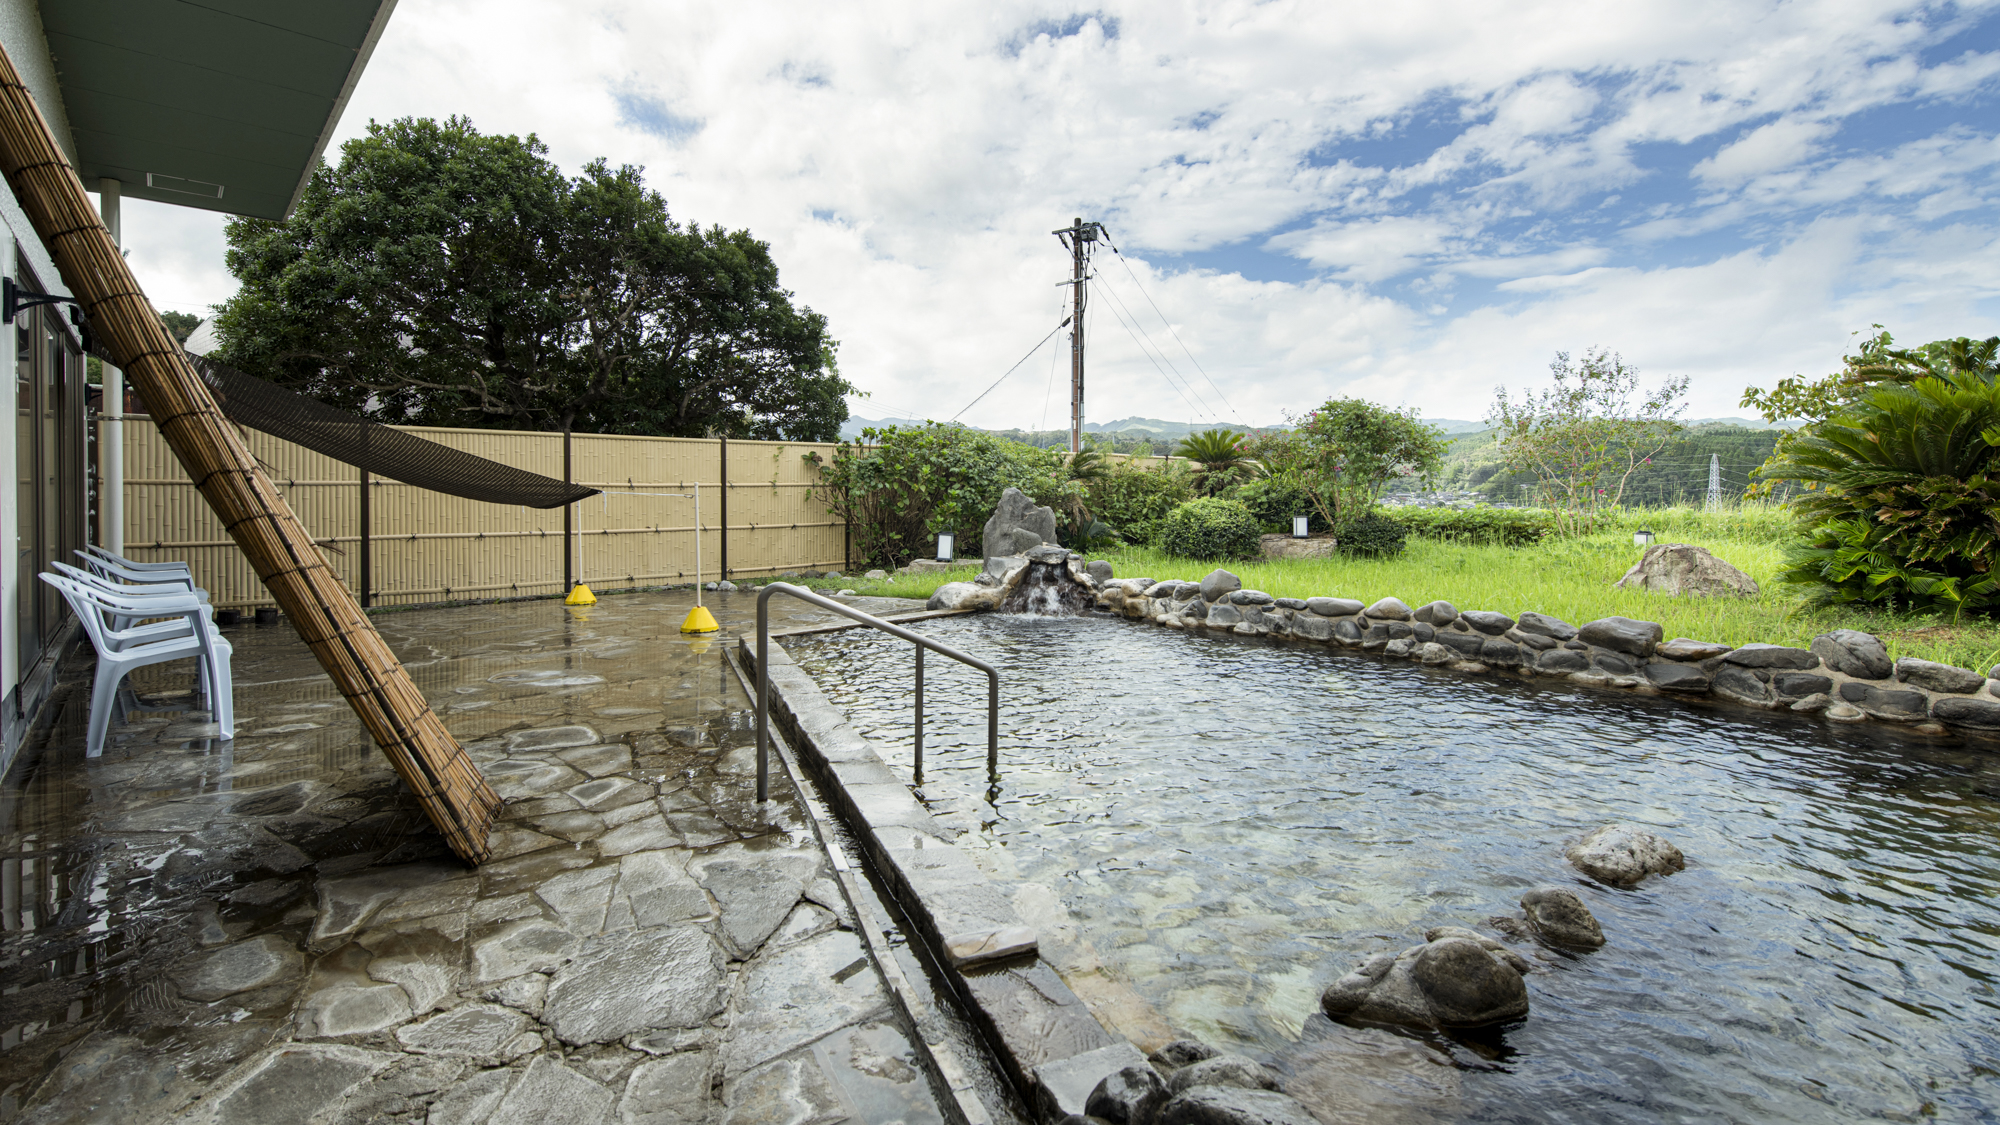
(950, 316, 1071, 423)
(1094, 274, 1214, 424)
(1100, 227, 1247, 426)
(1093, 270, 1221, 422)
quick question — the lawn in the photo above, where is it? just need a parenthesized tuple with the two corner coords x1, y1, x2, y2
(838, 505, 2000, 673)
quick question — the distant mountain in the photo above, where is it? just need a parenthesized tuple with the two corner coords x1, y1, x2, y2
(1426, 416, 1796, 436)
(838, 416, 929, 439)
(1425, 419, 1488, 434)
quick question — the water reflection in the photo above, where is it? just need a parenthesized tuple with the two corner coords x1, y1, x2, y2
(792, 614, 2000, 1123)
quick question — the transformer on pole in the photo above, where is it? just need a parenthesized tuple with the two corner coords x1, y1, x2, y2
(1052, 217, 1102, 454)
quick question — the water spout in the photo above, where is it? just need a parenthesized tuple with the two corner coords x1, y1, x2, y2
(998, 560, 1094, 615)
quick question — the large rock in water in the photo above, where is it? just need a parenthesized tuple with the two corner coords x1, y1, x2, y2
(1565, 824, 1684, 887)
(982, 487, 1058, 556)
(1613, 543, 1760, 597)
(1320, 928, 1530, 1030)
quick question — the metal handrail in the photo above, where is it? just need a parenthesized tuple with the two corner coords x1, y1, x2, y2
(754, 582, 1000, 802)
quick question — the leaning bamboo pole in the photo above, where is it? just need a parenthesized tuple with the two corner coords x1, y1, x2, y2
(0, 46, 500, 863)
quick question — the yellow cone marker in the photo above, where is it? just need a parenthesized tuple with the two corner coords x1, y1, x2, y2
(565, 583, 597, 606)
(681, 604, 719, 634)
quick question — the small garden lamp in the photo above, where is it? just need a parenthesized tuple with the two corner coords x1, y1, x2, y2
(1634, 527, 1655, 549)
(1292, 514, 1309, 539)
(936, 531, 955, 563)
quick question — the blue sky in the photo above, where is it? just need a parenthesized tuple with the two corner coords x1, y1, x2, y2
(119, 0, 2000, 429)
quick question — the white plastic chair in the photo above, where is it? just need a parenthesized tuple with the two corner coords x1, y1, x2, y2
(39, 573, 235, 756)
(84, 545, 193, 575)
(48, 560, 209, 631)
(77, 548, 195, 586)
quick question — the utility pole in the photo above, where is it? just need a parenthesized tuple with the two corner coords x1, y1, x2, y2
(1052, 217, 1102, 454)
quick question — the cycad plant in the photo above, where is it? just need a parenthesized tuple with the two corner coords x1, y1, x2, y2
(1174, 428, 1257, 495)
(1763, 369, 2000, 617)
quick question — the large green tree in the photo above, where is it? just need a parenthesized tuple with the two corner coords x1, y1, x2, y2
(212, 116, 848, 440)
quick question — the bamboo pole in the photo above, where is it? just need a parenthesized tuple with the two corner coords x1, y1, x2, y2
(0, 45, 500, 863)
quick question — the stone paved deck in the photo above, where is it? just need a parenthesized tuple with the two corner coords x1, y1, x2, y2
(0, 591, 954, 1125)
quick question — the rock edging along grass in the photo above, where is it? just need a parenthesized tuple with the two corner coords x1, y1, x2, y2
(1096, 569, 2000, 738)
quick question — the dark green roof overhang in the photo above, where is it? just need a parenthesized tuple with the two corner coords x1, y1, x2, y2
(40, 0, 395, 220)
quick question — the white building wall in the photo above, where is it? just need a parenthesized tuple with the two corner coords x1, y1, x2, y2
(0, 1, 80, 769)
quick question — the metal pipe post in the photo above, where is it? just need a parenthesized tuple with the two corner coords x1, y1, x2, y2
(98, 177, 122, 555)
(913, 646, 925, 785)
(359, 468, 371, 607)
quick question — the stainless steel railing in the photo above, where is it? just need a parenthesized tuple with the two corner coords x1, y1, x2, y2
(754, 582, 1000, 802)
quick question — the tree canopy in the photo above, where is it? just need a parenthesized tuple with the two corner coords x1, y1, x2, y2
(211, 116, 849, 440)
(1250, 398, 1447, 531)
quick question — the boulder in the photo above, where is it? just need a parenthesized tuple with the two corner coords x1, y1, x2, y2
(1514, 611, 1578, 640)
(1150, 1040, 1221, 1069)
(1933, 696, 2000, 730)
(977, 555, 1029, 588)
(1363, 597, 1412, 620)
(1306, 597, 1363, 617)
(1565, 824, 1684, 886)
(1895, 657, 1984, 695)
(1403, 600, 1454, 626)
(1417, 642, 1454, 665)
(1811, 630, 1892, 679)
(1837, 682, 1928, 721)
(1576, 617, 1663, 658)
(1200, 570, 1243, 602)
(1712, 665, 1774, 707)
(864, 569, 888, 580)
(1274, 597, 1308, 610)
(1260, 533, 1339, 560)
(1643, 661, 1711, 693)
(1165, 1055, 1282, 1096)
(1155, 1087, 1321, 1125)
(1460, 610, 1513, 636)
(1231, 590, 1275, 606)
(1722, 644, 1819, 671)
(1518, 887, 1604, 949)
(929, 582, 999, 611)
(1613, 542, 1760, 596)
(1790, 693, 1834, 714)
(1480, 638, 1524, 667)
(1772, 672, 1833, 701)
(1320, 928, 1530, 1030)
(982, 487, 1058, 556)
(1087, 560, 1115, 584)
(1087, 1064, 1167, 1124)
(1657, 638, 1731, 661)
(1537, 649, 1589, 674)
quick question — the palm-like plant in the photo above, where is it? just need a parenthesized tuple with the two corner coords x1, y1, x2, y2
(1175, 429, 1257, 494)
(1764, 370, 2000, 617)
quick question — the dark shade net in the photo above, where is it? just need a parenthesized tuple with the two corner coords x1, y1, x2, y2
(94, 338, 598, 509)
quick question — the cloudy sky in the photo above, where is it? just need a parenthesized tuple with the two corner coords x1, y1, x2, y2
(116, 0, 2000, 429)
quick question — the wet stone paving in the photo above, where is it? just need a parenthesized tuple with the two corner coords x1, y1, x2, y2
(0, 591, 947, 1125)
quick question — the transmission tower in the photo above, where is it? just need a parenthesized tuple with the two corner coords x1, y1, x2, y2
(1053, 217, 1103, 453)
(1707, 454, 1722, 509)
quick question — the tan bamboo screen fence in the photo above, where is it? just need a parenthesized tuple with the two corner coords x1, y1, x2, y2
(115, 423, 852, 609)
(0, 44, 502, 864)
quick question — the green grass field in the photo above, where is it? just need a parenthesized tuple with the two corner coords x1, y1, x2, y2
(833, 505, 2000, 672)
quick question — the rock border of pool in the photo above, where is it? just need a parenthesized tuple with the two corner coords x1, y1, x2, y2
(736, 633, 1151, 1124)
(939, 556, 2000, 740)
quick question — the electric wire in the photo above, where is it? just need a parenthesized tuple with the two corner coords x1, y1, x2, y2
(1092, 271, 1220, 424)
(950, 316, 1071, 422)
(1095, 275, 1214, 425)
(1100, 227, 1248, 426)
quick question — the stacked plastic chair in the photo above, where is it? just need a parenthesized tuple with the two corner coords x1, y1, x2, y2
(40, 549, 234, 756)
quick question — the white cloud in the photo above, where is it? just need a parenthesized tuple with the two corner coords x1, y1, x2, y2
(1694, 117, 1835, 185)
(106, 0, 2000, 432)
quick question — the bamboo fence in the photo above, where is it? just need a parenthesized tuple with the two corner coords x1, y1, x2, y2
(115, 425, 852, 608)
(0, 45, 500, 863)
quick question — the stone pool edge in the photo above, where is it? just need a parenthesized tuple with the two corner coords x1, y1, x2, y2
(1094, 574, 2000, 742)
(737, 635, 1146, 1124)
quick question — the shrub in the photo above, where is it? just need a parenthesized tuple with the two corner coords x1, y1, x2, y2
(808, 423, 1064, 567)
(1763, 368, 2000, 616)
(1086, 458, 1196, 546)
(1234, 478, 1328, 535)
(1157, 497, 1263, 560)
(1388, 506, 1556, 546)
(1337, 511, 1408, 556)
